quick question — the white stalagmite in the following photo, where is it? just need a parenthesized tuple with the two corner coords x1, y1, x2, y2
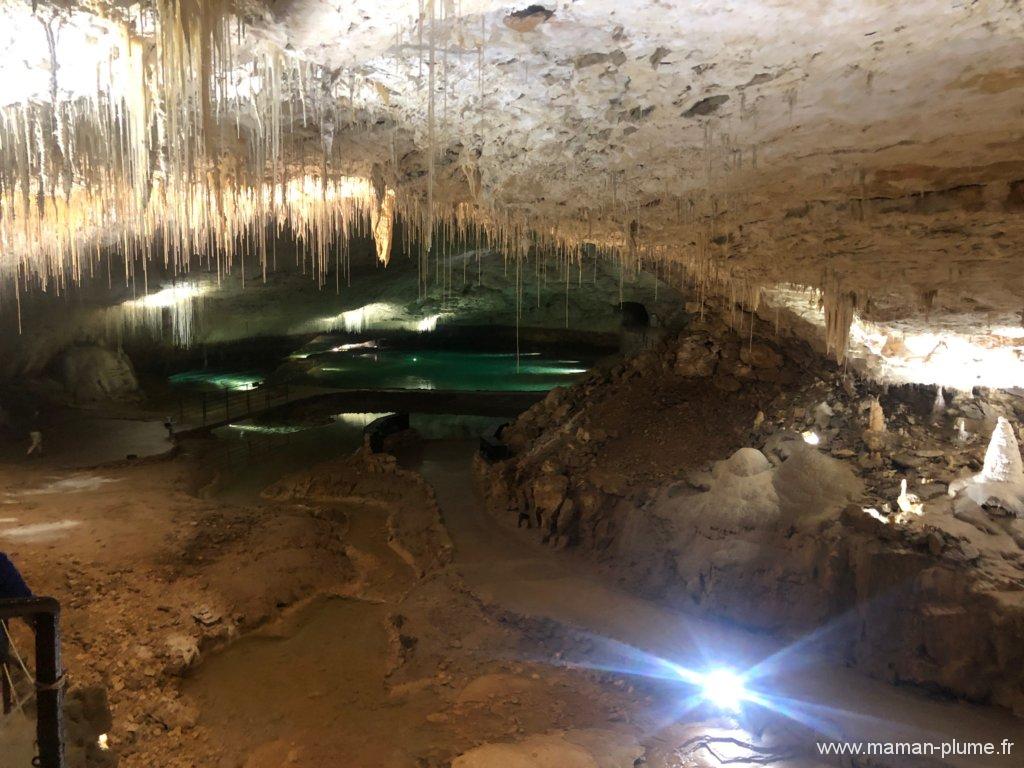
(949, 416, 1024, 516)
(980, 417, 1024, 484)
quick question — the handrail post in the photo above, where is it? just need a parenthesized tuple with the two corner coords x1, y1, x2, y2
(0, 598, 65, 768)
(35, 608, 65, 768)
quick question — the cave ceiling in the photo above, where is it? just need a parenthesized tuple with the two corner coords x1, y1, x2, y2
(0, 0, 1022, 338)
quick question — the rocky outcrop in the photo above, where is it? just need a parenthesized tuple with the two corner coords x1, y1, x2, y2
(479, 316, 1024, 713)
(58, 344, 139, 402)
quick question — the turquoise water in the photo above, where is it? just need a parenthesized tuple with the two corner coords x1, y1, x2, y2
(301, 348, 591, 392)
(169, 341, 596, 394)
(168, 370, 264, 392)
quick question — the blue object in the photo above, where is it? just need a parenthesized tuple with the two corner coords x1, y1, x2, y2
(0, 553, 32, 600)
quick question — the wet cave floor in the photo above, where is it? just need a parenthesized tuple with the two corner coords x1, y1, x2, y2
(2, 336, 1024, 768)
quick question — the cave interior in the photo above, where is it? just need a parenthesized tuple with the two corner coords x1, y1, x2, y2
(1, 1, 1024, 767)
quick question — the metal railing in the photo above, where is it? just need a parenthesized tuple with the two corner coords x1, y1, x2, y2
(175, 383, 291, 429)
(1, 597, 65, 768)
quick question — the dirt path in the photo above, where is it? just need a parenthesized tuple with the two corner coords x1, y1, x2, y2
(416, 440, 1024, 767)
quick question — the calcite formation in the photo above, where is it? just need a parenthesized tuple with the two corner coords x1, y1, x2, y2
(0, 0, 1021, 371)
(949, 416, 1024, 515)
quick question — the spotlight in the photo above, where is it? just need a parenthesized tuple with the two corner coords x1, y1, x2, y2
(700, 668, 748, 712)
(801, 430, 820, 446)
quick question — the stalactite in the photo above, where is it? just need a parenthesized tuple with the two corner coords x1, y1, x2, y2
(822, 279, 857, 363)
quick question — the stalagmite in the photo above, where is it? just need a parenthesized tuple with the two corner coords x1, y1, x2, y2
(949, 417, 1024, 516)
(979, 417, 1024, 484)
(868, 398, 886, 433)
(862, 397, 887, 452)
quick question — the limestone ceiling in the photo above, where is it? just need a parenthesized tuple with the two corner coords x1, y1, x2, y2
(255, 0, 1024, 322)
(1, 0, 1023, 331)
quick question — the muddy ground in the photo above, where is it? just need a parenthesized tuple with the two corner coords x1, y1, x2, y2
(4, 319, 1024, 767)
(2, 437, 778, 768)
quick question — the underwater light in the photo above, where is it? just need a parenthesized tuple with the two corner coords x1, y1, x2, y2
(700, 668, 748, 712)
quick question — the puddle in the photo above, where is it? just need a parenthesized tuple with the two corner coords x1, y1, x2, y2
(0, 519, 82, 541)
(0, 712, 35, 767)
(183, 597, 437, 767)
(10, 474, 121, 496)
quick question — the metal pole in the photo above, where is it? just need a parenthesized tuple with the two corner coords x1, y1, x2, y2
(35, 608, 65, 768)
(1, 619, 11, 715)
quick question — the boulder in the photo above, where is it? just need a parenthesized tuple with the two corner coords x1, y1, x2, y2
(714, 447, 773, 478)
(712, 372, 741, 392)
(739, 342, 783, 369)
(58, 345, 138, 401)
(674, 337, 718, 377)
(532, 473, 569, 525)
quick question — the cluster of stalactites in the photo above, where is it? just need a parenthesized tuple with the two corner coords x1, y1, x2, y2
(0, 0, 404, 294)
(0, 1, 753, 323)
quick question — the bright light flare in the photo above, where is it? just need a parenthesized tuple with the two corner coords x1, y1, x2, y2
(416, 314, 443, 332)
(801, 430, 820, 446)
(126, 283, 207, 309)
(330, 341, 380, 352)
(700, 668, 749, 712)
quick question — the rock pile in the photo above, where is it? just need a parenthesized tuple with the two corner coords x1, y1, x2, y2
(480, 306, 1024, 712)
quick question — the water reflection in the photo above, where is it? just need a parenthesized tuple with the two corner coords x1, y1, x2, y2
(300, 346, 592, 392)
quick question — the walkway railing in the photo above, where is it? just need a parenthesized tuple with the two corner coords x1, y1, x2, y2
(1, 597, 65, 768)
(174, 383, 292, 429)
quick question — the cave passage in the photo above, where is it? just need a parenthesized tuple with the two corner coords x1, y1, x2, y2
(2, 1, 1024, 767)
